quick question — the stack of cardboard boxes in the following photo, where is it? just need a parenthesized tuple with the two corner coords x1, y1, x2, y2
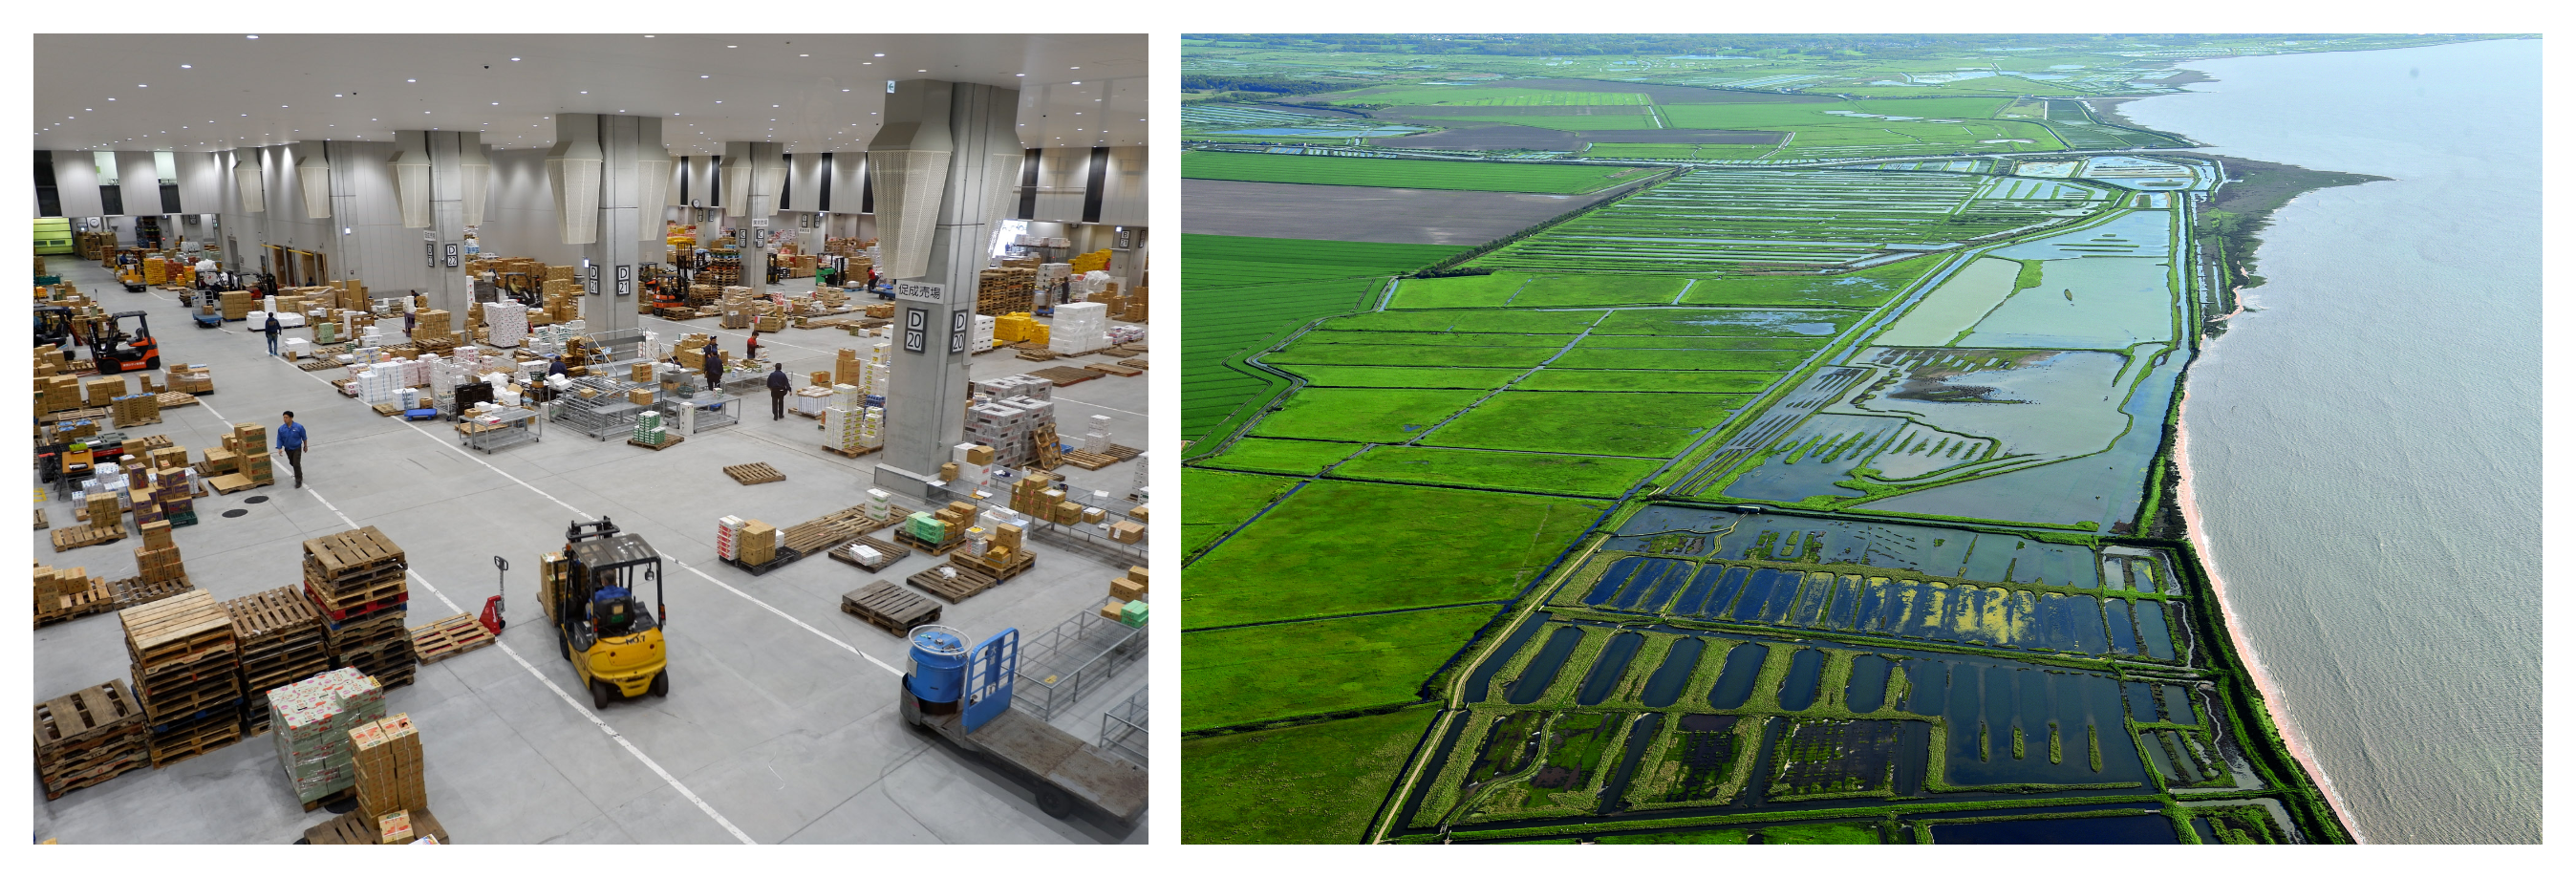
(111, 391, 160, 428)
(33, 565, 111, 625)
(1099, 567, 1148, 628)
(904, 503, 979, 548)
(993, 312, 1048, 347)
(219, 289, 256, 321)
(38, 375, 84, 412)
(120, 589, 244, 766)
(132, 520, 185, 584)
(738, 520, 779, 567)
(215, 422, 273, 489)
(1048, 302, 1111, 355)
(165, 362, 214, 395)
(268, 667, 385, 808)
(84, 375, 127, 408)
(351, 713, 431, 836)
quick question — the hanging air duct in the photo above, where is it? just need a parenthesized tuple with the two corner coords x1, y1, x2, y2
(388, 134, 431, 228)
(867, 80, 956, 280)
(232, 147, 265, 213)
(754, 144, 786, 218)
(720, 144, 751, 217)
(547, 115, 603, 245)
(977, 106, 1026, 232)
(458, 132, 491, 227)
(295, 146, 333, 219)
(634, 118, 673, 241)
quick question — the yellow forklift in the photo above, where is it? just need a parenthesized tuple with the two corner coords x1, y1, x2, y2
(546, 518, 672, 709)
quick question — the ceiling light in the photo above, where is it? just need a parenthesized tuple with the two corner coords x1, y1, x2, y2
(407, 78, 417, 82)
(246, 34, 257, 38)
(863, 62, 871, 65)
(138, 83, 147, 87)
(1070, 81, 1081, 85)
(727, 45, 738, 49)
(510, 57, 520, 61)
(181, 64, 192, 69)
(700, 75, 710, 78)
(579, 91, 588, 94)
(492, 102, 500, 105)
(873, 54, 885, 57)
(799, 54, 808, 57)
(1070, 67, 1081, 70)
(917, 70, 927, 73)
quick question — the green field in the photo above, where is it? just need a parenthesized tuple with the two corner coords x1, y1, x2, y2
(1334, 88, 1654, 107)
(1584, 142, 1781, 161)
(1390, 274, 1690, 309)
(1184, 481, 1604, 629)
(1427, 391, 1741, 457)
(1182, 708, 1437, 844)
(1184, 151, 1653, 194)
(1336, 446, 1664, 497)
(1182, 236, 1467, 444)
(1191, 438, 1367, 476)
(1246, 387, 1488, 443)
(1277, 364, 1528, 389)
(1183, 604, 1499, 731)
(1550, 347, 1811, 372)
(1323, 308, 1610, 334)
(1516, 370, 1776, 394)
(1683, 258, 1947, 307)
(1183, 470, 1300, 558)
(1265, 340, 1556, 369)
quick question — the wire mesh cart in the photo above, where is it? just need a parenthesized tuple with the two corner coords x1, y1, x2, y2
(1014, 609, 1146, 722)
(1098, 687, 1147, 766)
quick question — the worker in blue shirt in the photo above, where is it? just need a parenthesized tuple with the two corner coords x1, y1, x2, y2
(547, 354, 569, 379)
(767, 364, 792, 419)
(277, 411, 309, 489)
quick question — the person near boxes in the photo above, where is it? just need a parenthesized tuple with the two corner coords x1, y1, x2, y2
(766, 365, 791, 420)
(264, 311, 283, 355)
(702, 342, 725, 391)
(547, 354, 569, 379)
(278, 411, 309, 489)
(745, 330, 763, 362)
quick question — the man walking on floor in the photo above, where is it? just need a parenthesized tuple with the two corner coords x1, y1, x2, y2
(767, 364, 792, 420)
(702, 341, 725, 393)
(278, 411, 309, 489)
(264, 311, 283, 355)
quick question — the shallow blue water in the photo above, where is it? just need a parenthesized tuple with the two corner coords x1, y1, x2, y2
(2122, 38, 2542, 844)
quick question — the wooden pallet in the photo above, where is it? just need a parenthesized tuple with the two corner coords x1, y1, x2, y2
(206, 474, 257, 494)
(34, 508, 47, 529)
(1116, 357, 1148, 371)
(1012, 343, 1058, 362)
(893, 528, 966, 556)
(111, 575, 193, 610)
(300, 786, 356, 814)
(820, 441, 882, 458)
(49, 522, 125, 550)
(38, 742, 146, 800)
(1105, 343, 1148, 356)
(153, 391, 200, 407)
(225, 586, 321, 642)
(42, 406, 110, 424)
(827, 535, 913, 572)
(840, 580, 942, 637)
(1028, 365, 1101, 387)
(628, 433, 684, 450)
(908, 564, 1000, 603)
(1061, 449, 1119, 470)
(782, 503, 915, 554)
(118, 589, 234, 671)
(410, 613, 498, 664)
(302, 526, 407, 583)
(948, 546, 1037, 582)
(35, 681, 146, 757)
(304, 806, 449, 845)
(371, 402, 404, 417)
(1084, 362, 1144, 377)
(147, 714, 242, 767)
(1034, 423, 1063, 470)
(36, 576, 117, 629)
(723, 462, 786, 485)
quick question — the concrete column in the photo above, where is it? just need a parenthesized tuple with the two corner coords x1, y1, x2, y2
(416, 131, 471, 314)
(581, 114, 657, 337)
(869, 79, 1021, 499)
(720, 141, 784, 298)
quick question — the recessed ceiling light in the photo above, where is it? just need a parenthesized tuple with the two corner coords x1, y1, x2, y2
(701, 75, 710, 78)
(917, 70, 927, 73)
(181, 64, 192, 69)
(1070, 67, 1081, 70)
(727, 45, 738, 49)
(1015, 74, 1026, 77)
(1070, 81, 1081, 85)
(407, 78, 417, 82)
(510, 57, 520, 61)
(799, 54, 808, 57)
(138, 83, 147, 87)
(246, 34, 257, 38)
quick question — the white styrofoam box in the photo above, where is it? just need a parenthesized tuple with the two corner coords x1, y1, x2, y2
(247, 311, 268, 325)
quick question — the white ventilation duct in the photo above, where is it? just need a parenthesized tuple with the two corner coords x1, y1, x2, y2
(635, 138, 673, 240)
(547, 116, 603, 245)
(458, 132, 491, 227)
(232, 147, 265, 213)
(295, 147, 333, 219)
(754, 147, 786, 218)
(867, 80, 955, 280)
(720, 149, 750, 217)
(388, 137, 431, 228)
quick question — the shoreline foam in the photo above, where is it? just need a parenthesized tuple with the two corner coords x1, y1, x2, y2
(2172, 353, 2366, 843)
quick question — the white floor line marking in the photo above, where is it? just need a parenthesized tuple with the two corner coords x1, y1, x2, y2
(196, 399, 230, 425)
(305, 483, 756, 845)
(1051, 397, 1147, 418)
(287, 365, 900, 675)
(665, 555, 904, 676)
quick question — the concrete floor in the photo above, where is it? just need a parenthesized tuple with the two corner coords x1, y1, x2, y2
(32, 259, 1150, 844)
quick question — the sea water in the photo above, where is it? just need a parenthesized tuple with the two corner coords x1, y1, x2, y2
(2122, 38, 2541, 844)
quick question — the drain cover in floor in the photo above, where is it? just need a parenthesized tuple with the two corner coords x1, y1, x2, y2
(245, 495, 269, 503)
(222, 509, 248, 518)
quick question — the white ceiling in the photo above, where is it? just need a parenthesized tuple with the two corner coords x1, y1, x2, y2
(32, 32, 1147, 156)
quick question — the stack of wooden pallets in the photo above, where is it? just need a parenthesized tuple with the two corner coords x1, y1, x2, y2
(119, 589, 244, 766)
(225, 588, 332, 737)
(33, 680, 150, 800)
(304, 527, 418, 689)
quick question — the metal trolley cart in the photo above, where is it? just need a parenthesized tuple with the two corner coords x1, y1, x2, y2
(459, 406, 543, 454)
(547, 376, 652, 440)
(664, 393, 741, 435)
(1013, 608, 1146, 722)
(1099, 688, 1147, 766)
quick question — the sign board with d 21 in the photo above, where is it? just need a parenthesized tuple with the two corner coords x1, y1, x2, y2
(903, 307, 929, 354)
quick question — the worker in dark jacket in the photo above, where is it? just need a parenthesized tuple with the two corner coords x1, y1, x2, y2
(546, 354, 569, 379)
(702, 342, 725, 392)
(263, 312, 283, 355)
(767, 364, 792, 419)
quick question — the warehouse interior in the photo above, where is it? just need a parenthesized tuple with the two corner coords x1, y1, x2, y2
(31, 32, 1150, 844)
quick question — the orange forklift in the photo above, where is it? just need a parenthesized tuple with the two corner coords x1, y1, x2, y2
(88, 311, 161, 374)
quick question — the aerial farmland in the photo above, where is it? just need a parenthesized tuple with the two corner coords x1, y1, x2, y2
(1175, 32, 2515, 846)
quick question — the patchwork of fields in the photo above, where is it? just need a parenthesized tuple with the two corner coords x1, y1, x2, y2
(1183, 107, 2341, 846)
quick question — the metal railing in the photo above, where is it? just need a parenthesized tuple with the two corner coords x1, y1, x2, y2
(1099, 687, 1146, 766)
(1014, 609, 1146, 721)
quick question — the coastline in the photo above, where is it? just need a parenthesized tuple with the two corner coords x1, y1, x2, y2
(2170, 376, 2364, 842)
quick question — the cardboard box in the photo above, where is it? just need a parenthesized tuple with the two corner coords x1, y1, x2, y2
(631, 363, 654, 382)
(1109, 522, 1144, 546)
(627, 388, 655, 405)
(965, 445, 996, 466)
(938, 461, 958, 482)
(84, 375, 126, 407)
(1128, 505, 1148, 524)
(739, 521, 777, 566)
(1099, 600, 1126, 621)
(1081, 507, 1106, 525)
(140, 519, 174, 550)
(1054, 501, 1082, 525)
(1109, 577, 1146, 602)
